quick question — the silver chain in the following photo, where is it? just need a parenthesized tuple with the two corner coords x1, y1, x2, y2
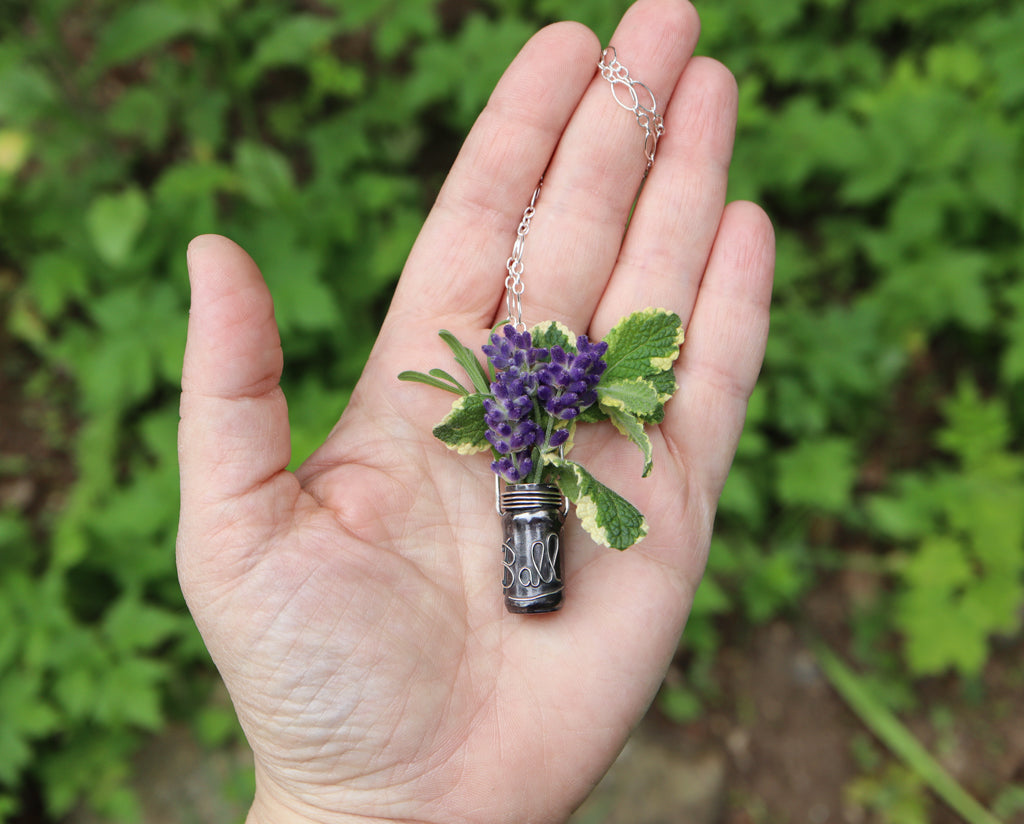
(598, 46, 665, 169)
(504, 47, 663, 330)
(504, 182, 541, 331)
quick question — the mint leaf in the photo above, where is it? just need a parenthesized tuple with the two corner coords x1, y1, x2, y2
(433, 393, 491, 454)
(544, 456, 647, 549)
(575, 404, 609, 423)
(607, 408, 653, 477)
(530, 319, 576, 353)
(603, 308, 684, 384)
(650, 368, 678, 404)
(439, 330, 491, 394)
(598, 377, 660, 418)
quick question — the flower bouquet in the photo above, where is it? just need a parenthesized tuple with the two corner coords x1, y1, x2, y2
(400, 308, 684, 611)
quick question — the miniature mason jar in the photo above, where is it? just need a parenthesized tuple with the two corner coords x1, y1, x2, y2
(499, 483, 567, 613)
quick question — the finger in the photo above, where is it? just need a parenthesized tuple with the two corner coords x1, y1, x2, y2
(668, 200, 775, 498)
(591, 56, 738, 337)
(524, 203, 772, 727)
(178, 235, 292, 511)
(502, 0, 701, 334)
(384, 21, 600, 331)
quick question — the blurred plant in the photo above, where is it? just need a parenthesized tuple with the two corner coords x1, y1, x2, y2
(0, 0, 544, 818)
(869, 381, 1024, 676)
(845, 760, 932, 824)
(680, 0, 1024, 703)
(818, 643, 1001, 824)
(2, 0, 1024, 819)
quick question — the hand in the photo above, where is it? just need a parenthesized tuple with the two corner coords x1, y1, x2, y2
(176, 1, 773, 822)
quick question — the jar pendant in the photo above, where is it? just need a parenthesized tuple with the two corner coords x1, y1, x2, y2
(500, 483, 566, 613)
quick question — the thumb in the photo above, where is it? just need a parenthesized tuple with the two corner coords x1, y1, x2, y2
(178, 234, 292, 530)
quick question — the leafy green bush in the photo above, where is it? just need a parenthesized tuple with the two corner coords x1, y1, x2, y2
(869, 381, 1024, 676)
(1, 0, 1022, 819)
(683, 0, 1024, 685)
(0, 0, 538, 817)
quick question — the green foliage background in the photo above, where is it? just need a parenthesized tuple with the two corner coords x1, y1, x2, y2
(0, 0, 1021, 819)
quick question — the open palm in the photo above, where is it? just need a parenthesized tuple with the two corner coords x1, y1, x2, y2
(176, 2, 773, 823)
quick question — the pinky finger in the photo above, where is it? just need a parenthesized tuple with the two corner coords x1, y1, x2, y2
(667, 200, 774, 500)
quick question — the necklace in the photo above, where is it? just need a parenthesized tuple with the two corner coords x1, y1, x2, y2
(504, 47, 665, 333)
(400, 47, 683, 614)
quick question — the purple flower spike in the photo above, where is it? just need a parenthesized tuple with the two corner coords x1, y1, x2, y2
(491, 453, 534, 484)
(482, 328, 549, 483)
(483, 325, 547, 372)
(480, 324, 605, 482)
(549, 428, 570, 448)
(537, 336, 608, 421)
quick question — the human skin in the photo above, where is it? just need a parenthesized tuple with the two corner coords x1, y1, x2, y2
(175, 1, 775, 822)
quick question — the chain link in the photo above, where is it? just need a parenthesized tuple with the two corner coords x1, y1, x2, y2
(598, 46, 665, 169)
(503, 47, 662, 329)
(504, 181, 541, 331)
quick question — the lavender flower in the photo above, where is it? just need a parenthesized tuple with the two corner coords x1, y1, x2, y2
(480, 325, 605, 481)
(482, 325, 546, 384)
(548, 427, 570, 448)
(482, 329, 546, 482)
(537, 337, 608, 420)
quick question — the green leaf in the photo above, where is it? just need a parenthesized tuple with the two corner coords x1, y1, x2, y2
(866, 478, 938, 541)
(235, 141, 295, 207)
(937, 380, 1011, 467)
(106, 87, 169, 149)
(816, 644, 1003, 824)
(94, 658, 167, 730)
(241, 218, 336, 335)
(242, 14, 340, 85)
(738, 540, 811, 622)
(309, 54, 366, 101)
(602, 307, 685, 384)
(102, 597, 183, 655)
(649, 367, 678, 404)
(26, 252, 89, 320)
(606, 407, 653, 477)
(432, 393, 491, 455)
(85, 187, 150, 267)
(659, 684, 703, 723)
(544, 456, 647, 549)
(600, 308, 684, 422)
(92, 3, 214, 69)
(598, 377, 660, 418)
(399, 370, 466, 395)
(429, 369, 469, 394)
(373, 0, 440, 59)
(529, 319, 576, 352)
(898, 535, 970, 594)
(897, 586, 988, 677)
(0, 59, 56, 121)
(776, 437, 857, 512)
(0, 674, 59, 783)
(52, 662, 99, 721)
(690, 575, 731, 616)
(576, 404, 610, 423)
(438, 330, 490, 394)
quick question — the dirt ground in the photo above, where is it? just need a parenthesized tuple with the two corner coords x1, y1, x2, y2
(582, 591, 1024, 824)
